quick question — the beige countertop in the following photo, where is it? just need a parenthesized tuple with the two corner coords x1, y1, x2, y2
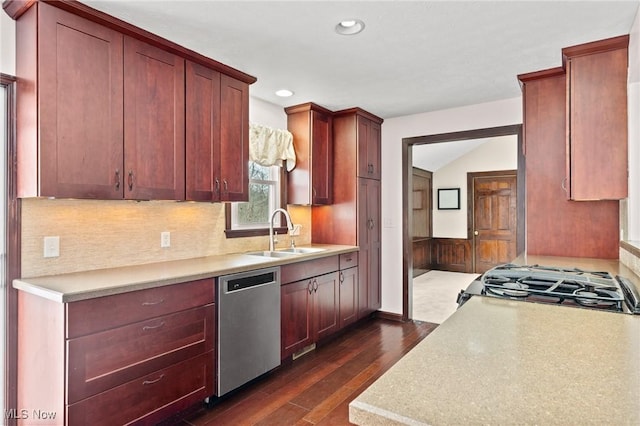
(350, 296, 640, 425)
(13, 244, 358, 303)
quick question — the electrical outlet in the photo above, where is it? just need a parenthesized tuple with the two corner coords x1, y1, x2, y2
(161, 231, 171, 248)
(43, 236, 60, 258)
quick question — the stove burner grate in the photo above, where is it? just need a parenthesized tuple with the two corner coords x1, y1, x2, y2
(479, 264, 625, 312)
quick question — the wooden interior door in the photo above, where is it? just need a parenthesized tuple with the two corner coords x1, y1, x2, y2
(471, 172, 517, 273)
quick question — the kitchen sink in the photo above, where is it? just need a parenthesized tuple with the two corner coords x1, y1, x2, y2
(246, 247, 327, 258)
(278, 247, 326, 254)
(246, 250, 299, 258)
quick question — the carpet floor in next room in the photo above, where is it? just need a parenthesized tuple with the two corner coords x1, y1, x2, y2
(172, 318, 438, 426)
(412, 270, 479, 324)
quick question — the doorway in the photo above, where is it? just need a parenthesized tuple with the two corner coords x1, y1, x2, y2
(402, 125, 525, 321)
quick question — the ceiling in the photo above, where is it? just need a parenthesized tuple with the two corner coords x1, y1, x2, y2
(85, 1, 640, 120)
(85, 1, 639, 173)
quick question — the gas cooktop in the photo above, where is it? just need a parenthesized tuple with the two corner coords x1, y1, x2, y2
(458, 264, 640, 314)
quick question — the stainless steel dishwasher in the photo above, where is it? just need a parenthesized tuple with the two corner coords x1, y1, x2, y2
(217, 266, 281, 396)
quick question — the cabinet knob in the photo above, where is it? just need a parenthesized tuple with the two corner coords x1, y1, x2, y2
(474, 230, 479, 236)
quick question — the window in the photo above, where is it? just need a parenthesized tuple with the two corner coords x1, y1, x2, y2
(225, 162, 287, 237)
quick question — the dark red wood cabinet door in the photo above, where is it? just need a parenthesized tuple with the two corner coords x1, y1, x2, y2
(219, 74, 249, 202)
(568, 47, 628, 200)
(313, 272, 339, 340)
(281, 279, 313, 359)
(357, 117, 381, 180)
(367, 179, 382, 310)
(38, 3, 124, 199)
(311, 110, 332, 205)
(338, 267, 358, 329)
(124, 36, 185, 200)
(186, 61, 221, 201)
(368, 120, 382, 180)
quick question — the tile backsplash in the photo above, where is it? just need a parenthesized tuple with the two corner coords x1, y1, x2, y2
(21, 198, 311, 278)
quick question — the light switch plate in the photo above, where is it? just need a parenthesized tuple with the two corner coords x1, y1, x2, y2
(43, 236, 60, 258)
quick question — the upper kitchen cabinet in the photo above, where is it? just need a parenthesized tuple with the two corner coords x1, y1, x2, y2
(16, 3, 125, 199)
(124, 37, 185, 200)
(357, 114, 382, 180)
(7, 0, 256, 201)
(186, 63, 249, 202)
(563, 35, 629, 201)
(518, 68, 620, 259)
(285, 102, 333, 205)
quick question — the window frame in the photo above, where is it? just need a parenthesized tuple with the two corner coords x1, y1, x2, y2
(224, 163, 288, 238)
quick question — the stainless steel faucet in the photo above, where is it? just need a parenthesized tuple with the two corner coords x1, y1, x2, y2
(269, 208, 294, 252)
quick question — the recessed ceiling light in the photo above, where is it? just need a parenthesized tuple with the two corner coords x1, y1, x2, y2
(335, 19, 365, 35)
(275, 89, 294, 97)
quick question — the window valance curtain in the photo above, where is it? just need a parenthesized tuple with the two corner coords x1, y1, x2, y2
(249, 123, 296, 171)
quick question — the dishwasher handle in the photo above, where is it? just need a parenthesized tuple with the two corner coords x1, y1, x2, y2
(224, 270, 278, 293)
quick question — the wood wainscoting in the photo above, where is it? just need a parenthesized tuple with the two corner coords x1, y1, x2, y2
(430, 238, 472, 273)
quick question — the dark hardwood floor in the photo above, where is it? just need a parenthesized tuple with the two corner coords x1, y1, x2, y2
(173, 318, 438, 426)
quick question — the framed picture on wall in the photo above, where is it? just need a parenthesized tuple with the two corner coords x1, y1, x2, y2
(437, 188, 460, 210)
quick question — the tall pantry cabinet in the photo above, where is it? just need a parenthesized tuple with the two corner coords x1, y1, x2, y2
(312, 108, 383, 319)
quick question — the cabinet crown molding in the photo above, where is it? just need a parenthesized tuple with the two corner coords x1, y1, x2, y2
(562, 34, 629, 65)
(284, 102, 334, 116)
(333, 107, 384, 124)
(3, 0, 257, 84)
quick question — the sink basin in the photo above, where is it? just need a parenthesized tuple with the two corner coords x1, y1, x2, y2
(278, 247, 327, 254)
(246, 250, 299, 258)
(246, 247, 327, 258)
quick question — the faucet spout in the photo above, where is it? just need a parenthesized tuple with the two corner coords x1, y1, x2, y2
(269, 208, 294, 252)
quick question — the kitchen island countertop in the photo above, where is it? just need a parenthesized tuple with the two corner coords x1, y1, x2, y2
(350, 294, 640, 425)
(13, 244, 358, 303)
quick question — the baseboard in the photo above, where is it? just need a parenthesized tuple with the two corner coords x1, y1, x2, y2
(375, 310, 404, 322)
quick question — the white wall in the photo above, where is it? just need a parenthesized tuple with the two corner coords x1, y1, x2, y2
(432, 135, 518, 238)
(381, 98, 522, 315)
(1, 12, 15, 75)
(250, 96, 287, 129)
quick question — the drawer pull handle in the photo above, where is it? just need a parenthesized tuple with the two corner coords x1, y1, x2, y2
(141, 299, 164, 306)
(142, 374, 165, 386)
(142, 321, 165, 331)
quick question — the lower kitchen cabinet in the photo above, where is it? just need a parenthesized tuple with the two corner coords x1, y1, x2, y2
(338, 252, 358, 329)
(16, 279, 215, 425)
(281, 271, 339, 359)
(67, 352, 213, 426)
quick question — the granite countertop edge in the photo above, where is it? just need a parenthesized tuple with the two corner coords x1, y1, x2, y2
(14, 244, 358, 303)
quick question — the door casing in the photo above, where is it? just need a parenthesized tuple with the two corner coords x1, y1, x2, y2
(402, 125, 525, 322)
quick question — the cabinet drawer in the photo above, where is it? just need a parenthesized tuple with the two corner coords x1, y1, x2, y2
(339, 252, 358, 269)
(281, 256, 339, 284)
(67, 304, 214, 403)
(67, 278, 214, 338)
(67, 351, 214, 426)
